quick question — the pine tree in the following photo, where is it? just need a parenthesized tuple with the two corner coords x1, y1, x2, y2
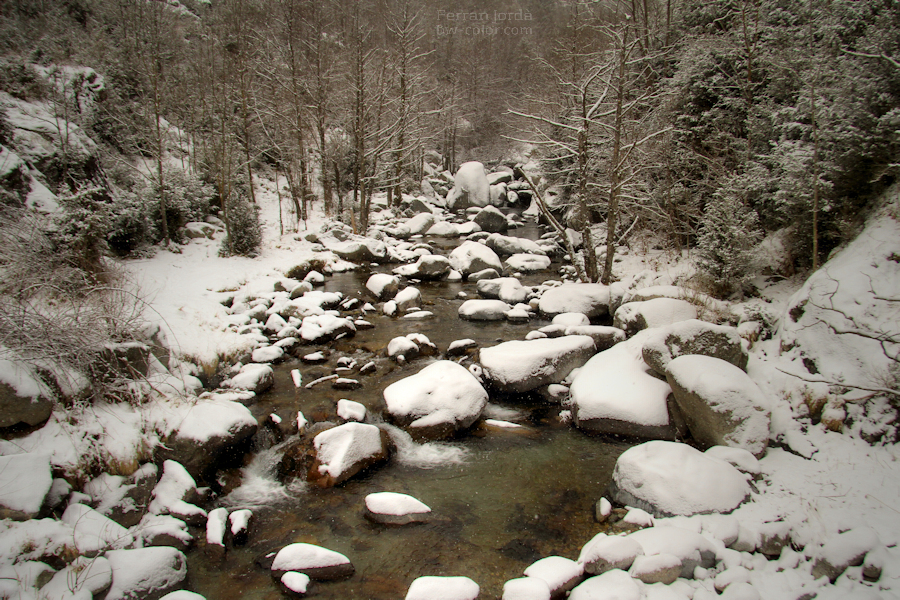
(696, 189, 761, 298)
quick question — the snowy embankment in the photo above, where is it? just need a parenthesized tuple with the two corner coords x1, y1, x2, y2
(1, 156, 899, 599)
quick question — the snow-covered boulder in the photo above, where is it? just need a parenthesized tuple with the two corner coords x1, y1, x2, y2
(539, 284, 610, 320)
(61, 503, 134, 555)
(447, 161, 490, 210)
(394, 255, 452, 280)
(387, 333, 438, 362)
(155, 400, 258, 478)
(459, 299, 512, 321)
(366, 273, 400, 300)
(396, 212, 436, 238)
(477, 277, 529, 304)
(473, 205, 509, 233)
(629, 553, 681, 584)
(328, 237, 388, 263)
(406, 576, 480, 600)
(105, 547, 187, 600)
(383, 361, 488, 440)
(609, 441, 751, 517)
(364, 492, 431, 525)
(578, 533, 644, 575)
(480, 336, 596, 393)
(642, 320, 748, 376)
(613, 298, 698, 337)
(0, 453, 52, 520)
(270, 542, 355, 580)
(205, 507, 228, 559)
(337, 399, 367, 422)
(147, 460, 207, 525)
(309, 422, 391, 487)
(251, 345, 284, 363)
(506, 253, 552, 273)
(569, 331, 676, 439)
(134, 514, 193, 549)
(625, 526, 718, 578)
(426, 221, 461, 237)
(449, 241, 503, 276)
(486, 233, 546, 256)
(524, 556, 584, 598)
(393, 286, 422, 312)
(469, 268, 501, 281)
(810, 527, 882, 583)
(502, 577, 551, 600)
(489, 183, 508, 206)
(568, 569, 641, 600)
(0, 359, 52, 428)
(223, 363, 274, 393)
(564, 326, 626, 351)
(41, 555, 112, 600)
(665, 355, 771, 457)
(300, 314, 356, 343)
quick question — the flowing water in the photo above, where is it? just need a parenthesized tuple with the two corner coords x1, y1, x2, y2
(186, 222, 633, 599)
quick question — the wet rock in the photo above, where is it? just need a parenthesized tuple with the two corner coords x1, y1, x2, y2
(0, 360, 53, 429)
(666, 355, 771, 458)
(270, 543, 355, 581)
(364, 492, 431, 525)
(366, 273, 400, 300)
(480, 336, 596, 394)
(642, 320, 748, 376)
(308, 422, 391, 487)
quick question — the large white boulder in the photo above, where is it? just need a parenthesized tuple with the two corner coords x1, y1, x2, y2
(609, 441, 751, 518)
(383, 361, 488, 440)
(406, 576, 480, 600)
(665, 355, 771, 457)
(105, 547, 187, 600)
(480, 336, 596, 393)
(310, 422, 390, 487)
(458, 299, 512, 321)
(394, 255, 452, 280)
(270, 542, 355, 580)
(0, 453, 52, 520)
(476, 277, 530, 304)
(486, 233, 546, 256)
(569, 331, 675, 439)
(366, 273, 400, 300)
(613, 298, 698, 337)
(568, 569, 641, 600)
(506, 253, 552, 273)
(539, 284, 610, 319)
(448, 161, 490, 210)
(449, 241, 503, 276)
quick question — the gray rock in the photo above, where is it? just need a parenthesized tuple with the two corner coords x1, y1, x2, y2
(0, 365, 52, 429)
(473, 205, 508, 233)
(480, 336, 596, 394)
(308, 423, 392, 487)
(642, 320, 748, 376)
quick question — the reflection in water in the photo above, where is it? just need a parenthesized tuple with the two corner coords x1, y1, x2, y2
(188, 223, 633, 599)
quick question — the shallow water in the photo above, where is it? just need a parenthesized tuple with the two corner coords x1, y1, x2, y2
(187, 223, 633, 598)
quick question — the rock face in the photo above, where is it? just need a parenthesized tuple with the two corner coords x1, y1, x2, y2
(0, 453, 52, 520)
(309, 422, 391, 487)
(613, 298, 699, 337)
(448, 161, 490, 210)
(449, 241, 503, 276)
(539, 284, 610, 320)
(608, 441, 751, 517)
(0, 360, 53, 428)
(270, 543, 355, 580)
(642, 320, 748, 376)
(383, 361, 488, 440)
(155, 400, 258, 479)
(665, 355, 771, 458)
(480, 336, 596, 394)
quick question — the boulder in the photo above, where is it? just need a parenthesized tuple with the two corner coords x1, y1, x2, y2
(665, 355, 771, 458)
(480, 336, 596, 394)
(613, 298, 698, 337)
(506, 254, 552, 273)
(502, 578, 551, 600)
(448, 161, 490, 210)
(486, 233, 546, 256)
(223, 363, 274, 393)
(449, 241, 503, 276)
(426, 221, 460, 237)
(394, 287, 423, 312)
(524, 556, 584, 598)
(487, 170, 513, 185)
(366, 274, 400, 300)
(489, 183, 508, 206)
(569, 331, 675, 439)
(468, 268, 501, 282)
(578, 533, 643, 575)
(155, 400, 258, 479)
(406, 576, 480, 600)
(642, 320, 748, 376)
(568, 570, 641, 600)
(308, 422, 391, 487)
(458, 299, 512, 321)
(328, 237, 388, 263)
(811, 527, 881, 583)
(147, 460, 208, 525)
(364, 492, 431, 525)
(300, 314, 357, 343)
(628, 554, 681, 585)
(62, 503, 134, 555)
(609, 441, 750, 518)
(270, 543, 355, 580)
(0, 453, 52, 520)
(383, 361, 488, 440)
(563, 326, 625, 351)
(41, 555, 112, 599)
(539, 284, 610, 320)
(403, 212, 437, 237)
(394, 255, 452, 280)
(473, 205, 509, 233)
(0, 359, 53, 428)
(477, 277, 529, 304)
(105, 547, 187, 600)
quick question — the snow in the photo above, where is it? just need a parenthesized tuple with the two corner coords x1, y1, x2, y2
(405, 575, 480, 600)
(147, 460, 207, 522)
(337, 399, 367, 422)
(611, 441, 750, 516)
(569, 569, 642, 600)
(459, 298, 512, 320)
(538, 283, 610, 318)
(502, 577, 551, 600)
(364, 492, 431, 516)
(480, 336, 596, 393)
(206, 507, 227, 547)
(166, 398, 257, 443)
(61, 503, 134, 553)
(523, 556, 583, 593)
(271, 543, 351, 571)
(104, 547, 187, 600)
(281, 571, 311, 594)
(0, 453, 52, 517)
(313, 422, 385, 479)
(506, 253, 552, 272)
(229, 509, 252, 535)
(40, 555, 111, 600)
(0, 357, 47, 399)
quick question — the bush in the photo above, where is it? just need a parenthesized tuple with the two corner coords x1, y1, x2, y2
(220, 195, 261, 257)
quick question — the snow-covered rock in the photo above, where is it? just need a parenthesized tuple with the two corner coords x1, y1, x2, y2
(337, 399, 366, 422)
(480, 336, 596, 393)
(223, 363, 274, 393)
(394, 286, 423, 312)
(327, 236, 388, 263)
(300, 314, 356, 343)
(613, 298, 698, 337)
(394, 255, 452, 279)
(61, 503, 134, 555)
(476, 277, 529, 304)
(486, 233, 546, 256)
(387, 333, 438, 362)
(473, 205, 508, 232)
(383, 361, 488, 440)
(366, 273, 400, 300)
(564, 326, 626, 351)
(0, 359, 52, 428)
(629, 553, 681, 584)
(810, 527, 881, 582)
(505, 253, 552, 273)
(205, 507, 228, 558)
(405, 575, 480, 600)
(309, 422, 390, 487)
(447, 161, 490, 210)
(134, 514, 193, 549)
(364, 492, 431, 525)
(229, 509, 252, 545)
(578, 533, 644, 575)
(552, 313, 590, 327)
(459, 299, 512, 321)
(449, 240, 503, 276)
(105, 547, 187, 600)
(502, 577, 551, 600)
(625, 526, 717, 578)
(569, 331, 675, 439)
(270, 542, 355, 580)
(609, 441, 750, 517)
(665, 355, 771, 457)
(0, 453, 52, 520)
(426, 220, 461, 237)
(41, 555, 112, 600)
(147, 460, 207, 525)
(642, 320, 748, 376)
(568, 569, 641, 600)
(538, 284, 610, 319)
(251, 345, 284, 363)
(468, 267, 501, 281)
(155, 399, 258, 478)
(281, 571, 310, 595)
(523, 556, 584, 597)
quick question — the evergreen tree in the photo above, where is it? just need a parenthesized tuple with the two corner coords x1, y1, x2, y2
(696, 186, 761, 298)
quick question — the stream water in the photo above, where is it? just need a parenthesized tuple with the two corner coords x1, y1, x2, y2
(186, 222, 634, 599)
